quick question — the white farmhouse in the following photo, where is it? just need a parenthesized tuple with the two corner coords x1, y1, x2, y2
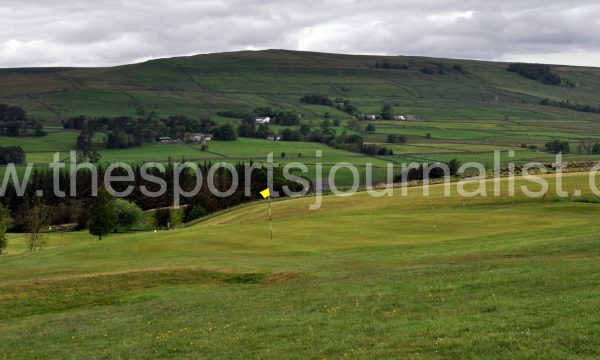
(364, 114, 376, 121)
(256, 116, 271, 125)
(185, 133, 211, 142)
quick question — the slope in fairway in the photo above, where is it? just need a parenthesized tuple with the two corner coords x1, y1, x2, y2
(1, 174, 600, 358)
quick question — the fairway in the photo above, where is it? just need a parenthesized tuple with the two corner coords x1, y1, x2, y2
(2, 174, 600, 358)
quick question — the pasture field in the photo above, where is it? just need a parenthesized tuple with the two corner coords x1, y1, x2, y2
(1, 174, 600, 358)
(0, 129, 78, 152)
(5, 50, 600, 126)
(4, 50, 600, 187)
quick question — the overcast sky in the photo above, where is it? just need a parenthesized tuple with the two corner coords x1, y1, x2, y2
(1, 0, 600, 68)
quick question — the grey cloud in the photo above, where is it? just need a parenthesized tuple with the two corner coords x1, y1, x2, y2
(1, 0, 600, 67)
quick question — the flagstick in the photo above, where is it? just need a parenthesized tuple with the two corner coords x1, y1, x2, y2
(268, 196, 273, 241)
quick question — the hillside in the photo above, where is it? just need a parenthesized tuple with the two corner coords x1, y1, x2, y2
(2, 174, 600, 358)
(2, 49, 600, 121)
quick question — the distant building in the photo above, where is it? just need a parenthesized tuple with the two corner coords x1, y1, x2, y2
(393, 115, 406, 121)
(157, 136, 172, 143)
(185, 133, 211, 142)
(364, 114, 376, 121)
(406, 115, 417, 121)
(267, 135, 281, 141)
(256, 116, 271, 125)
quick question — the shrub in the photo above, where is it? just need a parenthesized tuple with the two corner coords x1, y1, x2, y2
(114, 199, 143, 231)
(452, 64, 465, 73)
(23, 203, 51, 251)
(154, 208, 172, 229)
(185, 205, 207, 223)
(387, 134, 407, 144)
(545, 139, 570, 154)
(421, 67, 435, 75)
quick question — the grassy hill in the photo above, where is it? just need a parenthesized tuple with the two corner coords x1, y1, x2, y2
(3, 49, 600, 122)
(4, 51, 600, 178)
(2, 174, 600, 358)
(4, 50, 600, 186)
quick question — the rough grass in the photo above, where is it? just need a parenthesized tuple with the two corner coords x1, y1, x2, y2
(1, 174, 600, 358)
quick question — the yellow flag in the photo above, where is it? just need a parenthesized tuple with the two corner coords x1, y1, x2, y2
(260, 188, 270, 199)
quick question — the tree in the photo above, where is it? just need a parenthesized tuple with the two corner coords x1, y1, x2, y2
(381, 104, 394, 120)
(545, 139, 570, 154)
(0, 204, 8, 254)
(447, 159, 462, 176)
(76, 122, 95, 153)
(387, 134, 407, 144)
(347, 134, 364, 145)
(365, 124, 376, 134)
(211, 124, 237, 141)
(280, 128, 302, 141)
(185, 205, 207, 223)
(237, 116, 257, 137)
(89, 189, 117, 240)
(23, 203, 51, 252)
(299, 123, 312, 136)
(114, 199, 143, 231)
(105, 129, 132, 148)
(300, 94, 333, 106)
(154, 208, 172, 229)
(0, 146, 26, 164)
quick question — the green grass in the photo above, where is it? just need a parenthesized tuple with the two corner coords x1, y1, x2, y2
(2, 174, 600, 358)
(97, 143, 224, 163)
(0, 130, 78, 152)
(5, 50, 600, 185)
(5, 49, 600, 123)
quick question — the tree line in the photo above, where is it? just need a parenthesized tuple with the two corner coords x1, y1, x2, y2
(540, 98, 600, 114)
(64, 114, 221, 149)
(0, 146, 26, 165)
(507, 63, 561, 85)
(0, 161, 302, 234)
(300, 95, 360, 117)
(0, 104, 45, 137)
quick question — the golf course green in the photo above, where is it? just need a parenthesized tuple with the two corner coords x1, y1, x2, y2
(1, 173, 600, 358)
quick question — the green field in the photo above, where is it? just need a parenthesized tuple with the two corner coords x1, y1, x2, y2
(2, 174, 600, 358)
(4, 50, 600, 186)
